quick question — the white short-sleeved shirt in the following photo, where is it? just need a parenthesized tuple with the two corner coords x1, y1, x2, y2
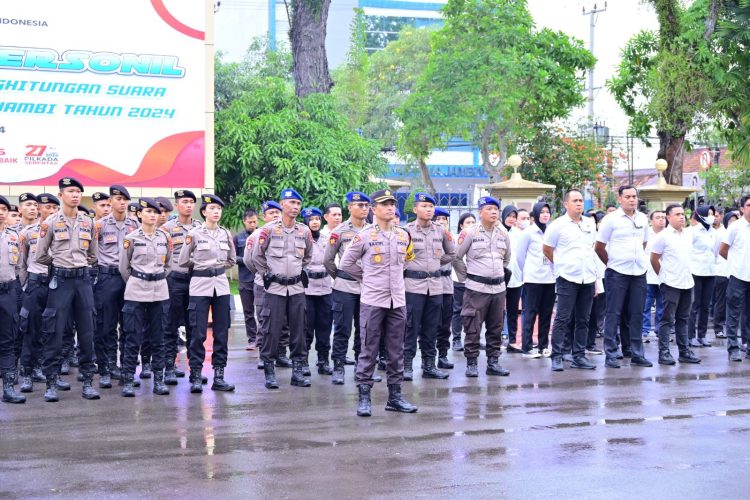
(722, 217, 750, 282)
(645, 229, 660, 285)
(650, 225, 694, 289)
(596, 208, 649, 276)
(516, 224, 555, 284)
(543, 214, 598, 284)
(713, 226, 729, 278)
(507, 226, 524, 288)
(688, 224, 716, 276)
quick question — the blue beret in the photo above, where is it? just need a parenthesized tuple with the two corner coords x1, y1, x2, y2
(201, 194, 225, 208)
(414, 192, 436, 205)
(137, 197, 161, 212)
(302, 206, 322, 218)
(478, 196, 500, 209)
(109, 184, 131, 200)
(261, 200, 282, 213)
(345, 191, 371, 204)
(92, 192, 109, 202)
(434, 207, 450, 218)
(280, 188, 303, 202)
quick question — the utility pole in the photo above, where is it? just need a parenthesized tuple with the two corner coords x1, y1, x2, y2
(582, 2, 607, 132)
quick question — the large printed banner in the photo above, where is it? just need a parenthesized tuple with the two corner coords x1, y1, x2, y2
(0, 0, 207, 187)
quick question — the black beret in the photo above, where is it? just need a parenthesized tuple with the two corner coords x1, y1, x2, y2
(59, 177, 84, 192)
(109, 184, 131, 200)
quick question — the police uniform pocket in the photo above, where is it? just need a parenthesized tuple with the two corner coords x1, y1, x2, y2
(370, 250, 386, 265)
(18, 307, 30, 334)
(331, 300, 344, 323)
(187, 301, 198, 328)
(122, 302, 137, 336)
(269, 241, 285, 258)
(41, 308, 57, 336)
(294, 239, 306, 258)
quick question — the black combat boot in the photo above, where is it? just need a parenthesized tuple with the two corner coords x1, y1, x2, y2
(2, 372, 26, 404)
(317, 357, 333, 375)
(164, 362, 178, 386)
(60, 357, 70, 375)
(55, 376, 71, 391)
(121, 374, 135, 397)
(139, 362, 152, 379)
(452, 336, 464, 352)
(302, 359, 312, 377)
(291, 361, 311, 387)
(437, 352, 454, 369)
(486, 356, 510, 376)
(31, 366, 46, 382)
(19, 367, 33, 393)
(99, 372, 112, 389)
(356, 384, 372, 417)
(211, 367, 235, 392)
(465, 357, 479, 377)
(189, 370, 203, 394)
(422, 357, 450, 379)
(263, 362, 279, 389)
(174, 364, 186, 378)
(403, 358, 414, 381)
(257, 360, 265, 370)
(109, 363, 122, 381)
(377, 356, 387, 371)
(385, 384, 418, 413)
(81, 374, 101, 400)
(153, 371, 170, 395)
(331, 359, 345, 385)
(275, 353, 292, 368)
(68, 353, 80, 368)
(44, 375, 59, 402)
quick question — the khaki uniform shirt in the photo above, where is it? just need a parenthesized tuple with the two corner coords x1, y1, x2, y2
(178, 224, 236, 297)
(251, 220, 313, 297)
(119, 228, 172, 301)
(19, 223, 48, 284)
(305, 235, 333, 296)
(339, 224, 414, 309)
(323, 219, 367, 295)
(455, 223, 511, 294)
(35, 212, 97, 269)
(241, 229, 266, 288)
(160, 218, 201, 274)
(0, 227, 22, 283)
(95, 214, 140, 268)
(404, 221, 456, 295)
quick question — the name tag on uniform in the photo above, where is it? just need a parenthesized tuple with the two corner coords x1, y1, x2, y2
(105, 235, 116, 243)
(219, 242, 230, 251)
(54, 231, 70, 241)
(173, 237, 183, 245)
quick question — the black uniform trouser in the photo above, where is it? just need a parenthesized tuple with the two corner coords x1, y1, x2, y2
(188, 292, 231, 370)
(436, 293, 453, 356)
(331, 289, 360, 362)
(404, 292, 442, 362)
(521, 283, 555, 353)
(356, 304, 406, 387)
(658, 284, 691, 354)
(688, 275, 715, 340)
(0, 286, 18, 373)
(551, 278, 594, 359)
(461, 288, 505, 359)
(122, 299, 168, 377)
(305, 294, 332, 360)
(42, 274, 95, 376)
(713, 276, 728, 334)
(239, 281, 258, 342)
(262, 292, 306, 363)
(165, 274, 191, 367)
(12, 279, 22, 362)
(255, 284, 290, 356)
(603, 269, 646, 361)
(587, 293, 605, 349)
(725, 276, 750, 352)
(505, 285, 522, 344)
(451, 282, 465, 340)
(94, 272, 125, 373)
(19, 278, 48, 371)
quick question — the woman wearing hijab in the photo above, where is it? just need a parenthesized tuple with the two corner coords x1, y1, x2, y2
(516, 202, 555, 358)
(687, 205, 718, 347)
(501, 205, 524, 353)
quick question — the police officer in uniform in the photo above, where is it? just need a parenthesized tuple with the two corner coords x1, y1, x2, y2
(92, 192, 112, 220)
(234, 208, 259, 349)
(251, 189, 313, 389)
(454, 196, 512, 378)
(0, 195, 25, 404)
(94, 185, 139, 388)
(433, 207, 455, 369)
(339, 189, 418, 417)
(119, 198, 173, 397)
(160, 190, 202, 384)
(178, 194, 236, 393)
(35, 177, 99, 402)
(323, 191, 371, 385)
(403, 193, 456, 380)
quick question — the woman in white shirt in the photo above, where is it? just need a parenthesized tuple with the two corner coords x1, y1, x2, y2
(687, 205, 718, 347)
(501, 205, 524, 353)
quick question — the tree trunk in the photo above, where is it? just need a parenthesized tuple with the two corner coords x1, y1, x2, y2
(417, 157, 437, 195)
(657, 130, 686, 185)
(290, 0, 333, 97)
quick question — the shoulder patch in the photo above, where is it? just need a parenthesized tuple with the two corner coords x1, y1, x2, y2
(185, 235, 193, 245)
(458, 231, 467, 245)
(123, 239, 131, 249)
(329, 232, 340, 246)
(40, 223, 48, 238)
(445, 229, 453, 242)
(352, 234, 362, 245)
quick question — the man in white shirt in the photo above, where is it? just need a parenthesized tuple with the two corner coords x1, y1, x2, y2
(712, 210, 739, 339)
(650, 204, 701, 365)
(320, 203, 343, 237)
(719, 195, 750, 362)
(687, 205, 718, 347)
(642, 210, 666, 342)
(543, 189, 598, 371)
(595, 185, 652, 368)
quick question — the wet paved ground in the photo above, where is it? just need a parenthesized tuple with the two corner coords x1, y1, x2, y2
(2, 312, 749, 499)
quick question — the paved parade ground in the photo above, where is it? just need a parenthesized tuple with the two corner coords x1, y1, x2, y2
(1, 310, 749, 499)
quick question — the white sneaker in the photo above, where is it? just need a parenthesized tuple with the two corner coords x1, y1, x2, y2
(542, 348, 552, 358)
(522, 350, 542, 359)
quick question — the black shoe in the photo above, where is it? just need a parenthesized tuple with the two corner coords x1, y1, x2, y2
(121, 376, 135, 397)
(605, 358, 621, 368)
(385, 384, 417, 413)
(68, 355, 80, 368)
(153, 374, 170, 395)
(698, 338, 712, 347)
(615, 352, 624, 360)
(98, 373, 112, 389)
(658, 352, 676, 365)
(60, 358, 70, 375)
(630, 356, 653, 367)
(729, 350, 743, 362)
(55, 377, 71, 391)
(133, 378, 141, 388)
(403, 359, 414, 382)
(44, 376, 59, 402)
(344, 356, 356, 366)
(31, 367, 46, 383)
(551, 357, 564, 372)
(377, 359, 387, 371)
(174, 367, 186, 378)
(331, 359, 345, 385)
(189, 370, 203, 393)
(437, 356, 454, 369)
(263, 362, 279, 389)
(622, 351, 633, 358)
(139, 363, 152, 379)
(291, 361, 311, 387)
(317, 360, 333, 375)
(506, 345, 523, 354)
(164, 367, 178, 386)
(486, 357, 510, 376)
(2, 372, 26, 404)
(571, 356, 596, 370)
(275, 355, 292, 368)
(109, 365, 122, 380)
(716, 331, 727, 339)
(302, 361, 312, 377)
(452, 338, 464, 352)
(81, 375, 100, 400)
(689, 338, 702, 348)
(465, 357, 479, 377)
(257, 360, 265, 370)
(357, 384, 372, 417)
(211, 367, 235, 391)
(201, 375, 208, 384)
(19, 370, 33, 393)
(76, 372, 84, 382)
(678, 351, 701, 364)
(562, 353, 574, 363)
(422, 357, 449, 379)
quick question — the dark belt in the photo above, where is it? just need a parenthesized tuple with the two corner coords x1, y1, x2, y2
(0, 281, 12, 292)
(98, 265, 120, 275)
(335, 270, 356, 281)
(467, 273, 504, 286)
(53, 267, 89, 279)
(28, 272, 50, 284)
(169, 270, 191, 281)
(404, 269, 442, 279)
(306, 271, 328, 280)
(131, 270, 166, 282)
(191, 267, 226, 278)
(270, 274, 303, 286)
(440, 269, 452, 277)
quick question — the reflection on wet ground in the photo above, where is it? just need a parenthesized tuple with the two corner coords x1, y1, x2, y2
(0, 316, 746, 498)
